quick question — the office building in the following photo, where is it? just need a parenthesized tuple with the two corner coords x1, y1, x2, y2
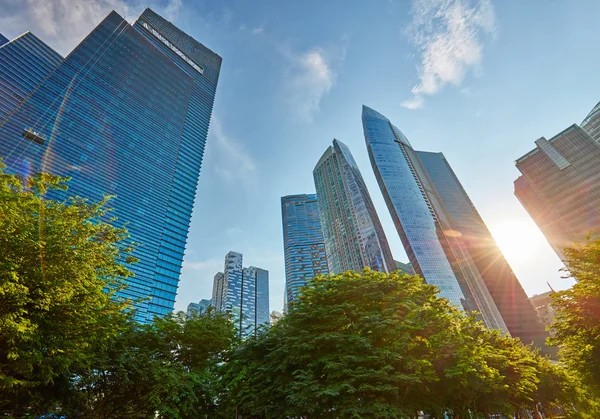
(362, 106, 546, 341)
(581, 101, 600, 142)
(394, 260, 415, 275)
(416, 150, 546, 346)
(515, 106, 600, 260)
(313, 139, 395, 274)
(281, 194, 328, 304)
(270, 310, 283, 324)
(187, 298, 212, 316)
(529, 290, 556, 330)
(0, 33, 8, 46)
(212, 251, 270, 335)
(0, 32, 63, 122)
(0, 10, 221, 322)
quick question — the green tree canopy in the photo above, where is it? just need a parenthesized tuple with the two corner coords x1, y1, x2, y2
(65, 310, 238, 418)
(551, 238, 600, 394)
(220, 269, 590, 419)
(0, 166, 135, 415)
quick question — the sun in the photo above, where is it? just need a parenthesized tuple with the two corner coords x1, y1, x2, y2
(488, 218, 546, 264)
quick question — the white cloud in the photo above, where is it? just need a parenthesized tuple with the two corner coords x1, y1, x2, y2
(402, 0, 496, 109)
(284, 42, 346, 122)
(0, 0, 183, 56)
(210, 116, 257, 183)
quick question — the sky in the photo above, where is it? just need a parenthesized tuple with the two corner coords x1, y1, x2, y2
(2, 0, 597, 313)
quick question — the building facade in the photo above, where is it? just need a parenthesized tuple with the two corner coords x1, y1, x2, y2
(281, 194, 329, 305)
(0, 10, 221, 322)
(186, 299, 211, 316)
(313, 139, 395, 274)
(581, 101, 600, 142)
(0, 32, 63, 123)
(529, 290, 556, 330)
(0, 33, 8, 46)
(362, 105, 531, 338)
(416, 150, 546, 346)
(515, 115, 600, 260)
(212, 251, 270, 336)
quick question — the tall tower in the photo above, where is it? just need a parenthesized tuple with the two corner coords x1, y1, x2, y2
(281, 194, 329, 305)
(416, 151, 546, 346)
(313, 139, 395, 274)
(0, 32, 63, 122)
(0, 10, 221, 322)
(362, 105, 536, 339)
(212, 252, 270, 336)
(515, 103, 600, 261)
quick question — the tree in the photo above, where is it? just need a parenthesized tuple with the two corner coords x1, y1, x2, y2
(220, 269, 592, 419)
(551, 238, 600, 395)
(0, 166, 135, 416)
(65, 310, 238, 418)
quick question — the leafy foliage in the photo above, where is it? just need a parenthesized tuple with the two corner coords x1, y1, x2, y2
(0, 166, 134, 416)
(551, 238, 600, 394)
(65, 310, 238, 418)
(219, 269, 592, 418)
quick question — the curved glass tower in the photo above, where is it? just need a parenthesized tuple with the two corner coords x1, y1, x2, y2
(362, 106, 510, 334)
(313, 138, 395, 274)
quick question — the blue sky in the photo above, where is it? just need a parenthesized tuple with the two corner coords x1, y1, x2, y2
(2, 0, 597, 313)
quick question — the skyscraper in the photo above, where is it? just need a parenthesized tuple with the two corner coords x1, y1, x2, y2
(416, 150, 546, 346)
(187, 298, 211, 316)
(515, 112, 600, 260)
(0, 10, 221, 322)
(0, 33, 8, 47)
(281, 194, 329, 304)
(212, 251, 270, 335)
(0, 32, 63, 122)
(313, 139, 395, 274)
(362, 105, 537, 338)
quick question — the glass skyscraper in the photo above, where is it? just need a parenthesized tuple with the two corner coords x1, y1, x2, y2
(212, 251, 270, 336)
(0, 33, 8, 47)
(187, 298, 211, 316)
(313, 139, 395, 274)
(281, 194, 329, 305)
(0, 10, 221, 322)
(416, 150, 546, 346)
(362, 105, 533, 338)
(515, 106, 600, 260)
(0, 32, 63, 123)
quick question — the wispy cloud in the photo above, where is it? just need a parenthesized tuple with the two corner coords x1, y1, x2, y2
(210, 116, 257, 183)
(284, 41, 347, 122)
(0, 0, 183, 55)
(402, 0, 496, 109)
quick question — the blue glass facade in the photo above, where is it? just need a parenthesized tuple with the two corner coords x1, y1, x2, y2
(0, 10, 221, 322)
(187, 298, 211, 316)
(313, 139, 395, 274)
(362, 106, 468, 309)
(213, 252, 270, 336)
(281, 194, 329, 305)
(0, 33, 8, 47)
(0, 32, 63, 123)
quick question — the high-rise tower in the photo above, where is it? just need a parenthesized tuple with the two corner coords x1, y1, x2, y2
(212, 252, 270, 336)
(281, 194, 329, 305)
(515, 108, 600, 260)
(362, 105, 546, 343)
(0, 10, 221, 322)
(313, 139, 395, 274)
